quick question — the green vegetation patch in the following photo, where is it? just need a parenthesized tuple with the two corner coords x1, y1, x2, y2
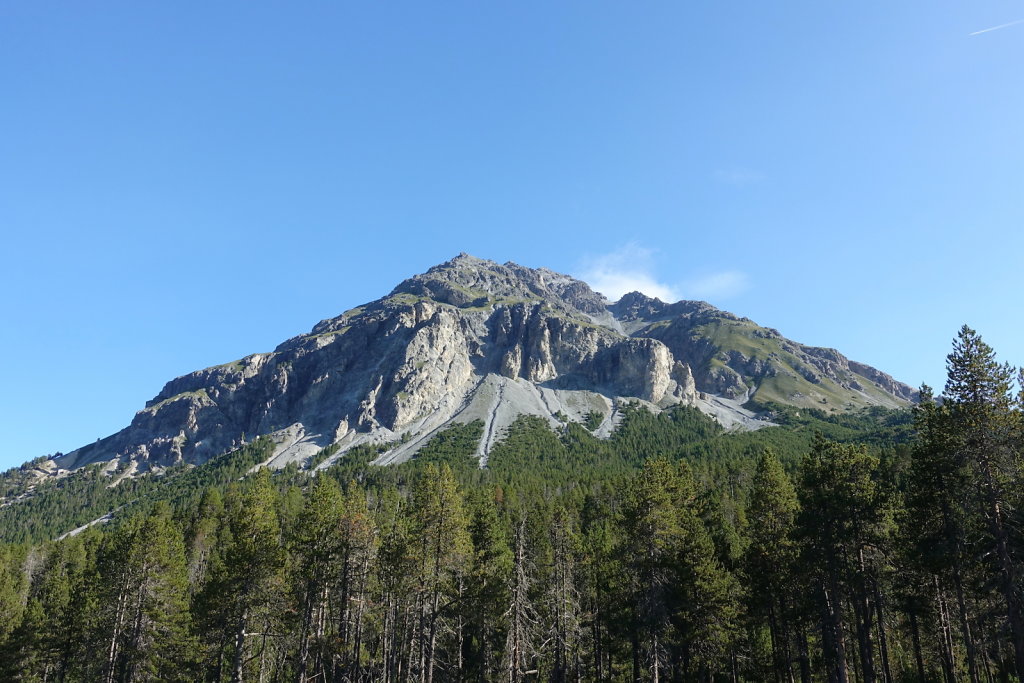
(692, 319, 779, 361)
(307, 443, 341, 470)
(307, 326, 351, 341)
(0, 437, 275, 544)
(143, 389, 211, 414)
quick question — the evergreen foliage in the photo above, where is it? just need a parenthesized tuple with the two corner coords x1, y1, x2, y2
(1, 326, 1023, 681)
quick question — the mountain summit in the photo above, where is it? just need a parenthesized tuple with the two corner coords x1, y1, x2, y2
(56, 255, 916, 473)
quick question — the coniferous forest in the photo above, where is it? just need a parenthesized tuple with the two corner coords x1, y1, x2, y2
(2, 325, 1024, 682)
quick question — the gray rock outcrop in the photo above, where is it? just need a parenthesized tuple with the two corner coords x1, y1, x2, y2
(55, 254, 917, 473)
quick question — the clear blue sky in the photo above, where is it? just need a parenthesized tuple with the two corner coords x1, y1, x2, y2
(2, 2, 1022, 469)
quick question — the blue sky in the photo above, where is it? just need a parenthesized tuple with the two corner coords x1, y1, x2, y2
(2, 2, 1022, 469)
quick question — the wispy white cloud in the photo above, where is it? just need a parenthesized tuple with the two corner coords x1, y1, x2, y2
(575, 244, 680, 302)
(684, 270, 750, 300)
(970, 18, 1024, 36)
(577, 245, 751, 304)
(713, 167, 764, 186)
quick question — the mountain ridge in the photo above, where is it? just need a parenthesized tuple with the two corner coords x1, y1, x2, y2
(50, 253, 916, 476)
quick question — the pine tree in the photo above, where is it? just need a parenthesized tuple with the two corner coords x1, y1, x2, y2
(619, 459, 739, 681)
(669, 464, 741, 680)
(291, 476, 376, 682)
(1, 534, 95, 681)
(332, 480, 376, 681)
(410, 463, 471, 683)
(797, 437, 891, 683)
(92, 503, 196, 682)
(293, 475, 345, 682)
(619, 458, 686, 682)
(0, 543, 27, 646)
(463, 487, 512, 683)
(504, 512, 541, 683)
(579, 487, 620, 682)
(745, 449, 800, 682)
(907, 384, 981, 681)
(219, 470, 285, 683)
(545, 504, 583, 683)
(184, 487, 224, 590)
(376, 486, 418, 683)
(943, 326, 1024, 677)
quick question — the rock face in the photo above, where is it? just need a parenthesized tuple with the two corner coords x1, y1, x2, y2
(56, 254, 917, 473)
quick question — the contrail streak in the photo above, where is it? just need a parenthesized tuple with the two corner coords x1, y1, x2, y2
(970, 18, 1024, 36)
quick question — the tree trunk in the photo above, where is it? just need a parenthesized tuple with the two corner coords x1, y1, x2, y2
(231, 608, 249, 683)
(908, 608, 926, 683)
(779, 596, 796, 683)
(824, 571, 850, 683)
(257, 627, 268, 683)
(416, 587, 427, 683)
(103, 585, 130, 683)
(852, 550, 875, 683)
(592, 591, 603, 682)
(651, 633, 660, 683)
(455, 574, 465, 682)
(382, 596, 393, 683)
(872, 580, 892, 683)
(296, 579, 317, 683)
(935, 578, 957, 683)
(769, 603, 783, 683)
(953, 562, 981, 683)
(426, 588, 440, 683)
(797, 626, 811, 683)
(124, 580, 148, 683)
(987, 492, 1024, 679)
(631, 625, 641, 683)
(353, 555, 369, 683)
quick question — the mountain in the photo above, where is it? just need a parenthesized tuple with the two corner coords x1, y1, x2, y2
(51, 254, 916, 475)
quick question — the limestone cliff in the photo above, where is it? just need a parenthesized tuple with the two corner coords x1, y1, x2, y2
(55, 254, 916, 473)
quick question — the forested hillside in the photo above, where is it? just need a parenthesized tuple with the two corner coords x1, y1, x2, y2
(0, 325, 1021, 682)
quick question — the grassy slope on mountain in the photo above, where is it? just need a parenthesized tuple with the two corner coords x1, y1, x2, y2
(647, 313, 909, 410)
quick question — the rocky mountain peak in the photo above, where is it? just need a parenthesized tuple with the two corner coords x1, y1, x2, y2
(610, 291, 668, 321)
(48, 255, 918, 477)
(390, 253, 608, 316)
